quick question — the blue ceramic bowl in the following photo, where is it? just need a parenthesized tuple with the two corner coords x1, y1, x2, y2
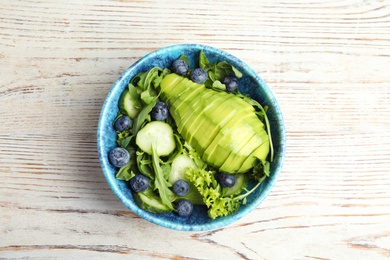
(97, 44, 286, 231)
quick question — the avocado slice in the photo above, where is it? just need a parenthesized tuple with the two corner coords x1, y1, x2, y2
(219, 128, 264, 173)
(160, 73, 185, 99)
(202, 111, 255, 169)
(185, 93, 230, 148)
(169, 80, 204, 121)
(177, 90, 216, 137)
(165, 79, 194, 106)
(187, 94, 238, 153)
(171, 89, 208, 131)
(169, 79, 201, 107)
(220, 114, 264, 172)
(238, 134, 270, 173)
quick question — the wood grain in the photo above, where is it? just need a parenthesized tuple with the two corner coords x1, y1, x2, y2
(1, 0, 390, 259)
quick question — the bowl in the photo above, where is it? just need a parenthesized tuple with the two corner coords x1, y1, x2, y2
(97, 44, 286, 231)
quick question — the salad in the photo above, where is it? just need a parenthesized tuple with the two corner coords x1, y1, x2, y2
(108, 51, 273, 219)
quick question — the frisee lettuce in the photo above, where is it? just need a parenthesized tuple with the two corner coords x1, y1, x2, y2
(185, 168, 264, 219)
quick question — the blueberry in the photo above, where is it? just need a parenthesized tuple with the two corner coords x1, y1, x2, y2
(217, 172, 236, 188)
(151, 101, 169, 121)
(108, 147, 130, 168)
(129, 174, 149, 193)
(173, 180, 190, 196)
(222, 76, 239, 92)
(114, 115, 131, 131)
(175, 199, 193, 217)
(172, 59, 189, 76)
(190, 68, 208, 84)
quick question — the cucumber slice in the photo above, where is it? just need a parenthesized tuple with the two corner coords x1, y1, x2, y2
(168, 154, 197, 184)
(133, 189, 171, 214)
(222, 174, 248, 197)
(119, 89, 141, 119)
(169, 155, 205, 205)
(136, 121, 175, 156)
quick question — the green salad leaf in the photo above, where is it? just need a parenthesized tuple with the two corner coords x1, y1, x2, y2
(185, 168, 264, 219)
(151, 142, 175, 210)
(198, 50, 243, 89)
(115, 163, 134, 181)
(131, 100, 156, 136)
(178, 54, 190, 67)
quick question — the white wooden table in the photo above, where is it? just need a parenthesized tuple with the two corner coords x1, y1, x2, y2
(1, 1, 390, 259)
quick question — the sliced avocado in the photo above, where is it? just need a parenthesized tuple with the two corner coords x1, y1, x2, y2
(202, 111, 255, 169)
(188, 94, 238, 153)
(219, 110, 269, 173)
(170, 78, 205, 107)
(191, 93, 257, 156)
(177, 90, 215, 138)
(161, 78, 188, 106)
(219, 128, 264, 173)
(185, 92, 228, 145)
(160, 73, 184, 96)
(168, 78, 199, 107)
(169, 81, 204, 122)
(238, 135, 270, 173)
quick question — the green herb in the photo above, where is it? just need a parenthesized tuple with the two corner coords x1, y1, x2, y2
(115, 163, 134, 181)
(178, 54, 190, 67)
(186, 168, 264, 219)
(136, 151, 154, 180)
(198, 50, 243, 89)
(151, 142, 175, 210)
(116, 144, 137, 181)
(131, 100, 156, 136)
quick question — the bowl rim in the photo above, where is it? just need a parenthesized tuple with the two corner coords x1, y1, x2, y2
(97, 43, 286, 231)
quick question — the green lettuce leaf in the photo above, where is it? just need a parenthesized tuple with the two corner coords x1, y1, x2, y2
(186, 168, 264, 219)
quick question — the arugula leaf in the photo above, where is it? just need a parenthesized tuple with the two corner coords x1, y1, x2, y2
(198, 51, 243, 89)
(211, 80, 226, 91)
(252, 159, 270, 182)
(199, 51, 213, 71)
(178, 55, 190, 66)
(115, 163, 134, 181)
(131, 99, 157, 136)
(214, 61, 243, 80)
(127, 83, 142, 109)
(132, 67, 163, 105)
(151, 142, 175, 210)
(136, 151, 154, 180)
(162, 133, 184, 165)
(116, 145, 137, 181)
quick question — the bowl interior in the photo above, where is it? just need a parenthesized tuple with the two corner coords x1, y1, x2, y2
(97, 44, 286, 231)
